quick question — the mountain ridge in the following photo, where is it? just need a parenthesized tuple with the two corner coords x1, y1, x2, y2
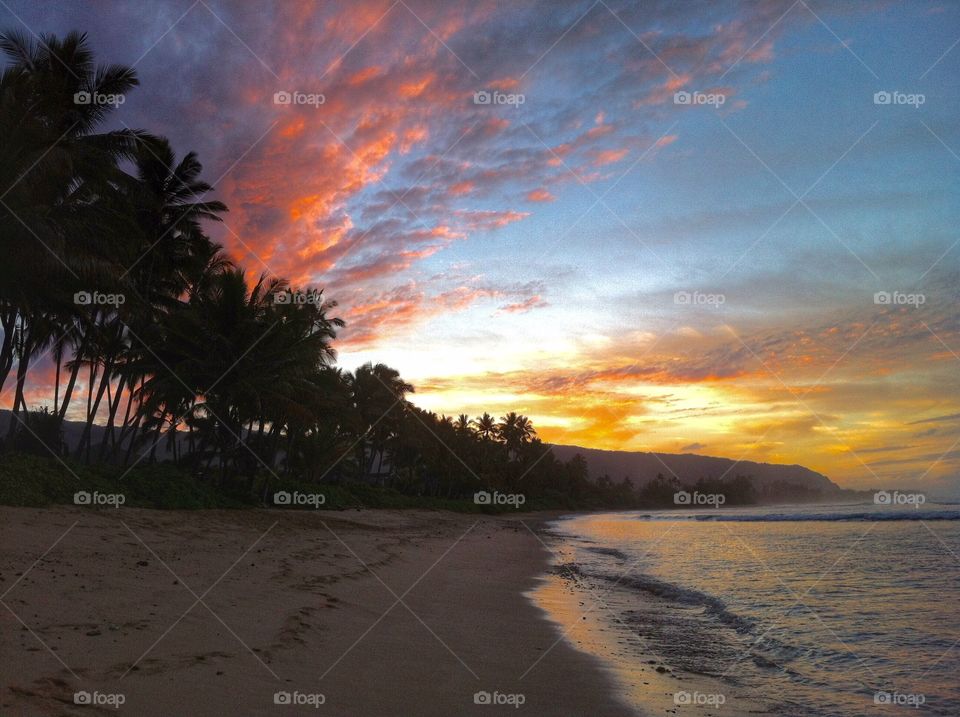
(548, 443, 843, 494)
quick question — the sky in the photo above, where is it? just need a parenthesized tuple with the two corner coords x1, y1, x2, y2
(5, 0, 959, 493)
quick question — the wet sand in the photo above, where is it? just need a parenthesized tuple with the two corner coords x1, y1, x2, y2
(531, 568, 769, 715)
(0, 506, 637, 716)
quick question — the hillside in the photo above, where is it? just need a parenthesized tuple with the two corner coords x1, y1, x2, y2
(549, 444, 842, 496)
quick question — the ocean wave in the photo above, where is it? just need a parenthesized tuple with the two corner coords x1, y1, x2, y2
(556, 558, 859, 691)
(546, 514, 960, 717)
(608, 572, 757, 633)
(556, 561, 755, 633)
(633, 509, 960, 522)
(583, 546, 630, 560)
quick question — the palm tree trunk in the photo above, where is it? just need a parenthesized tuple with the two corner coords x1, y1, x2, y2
(80, 352, 118, 461)
(148, 418, 163, 463)
(0, 309, 15, 396)
(115, 376, 140, 459)
(53, 343, 62, 415)
(58, 328, 92, 422)
(121, 411, 144, 467)
(98, 373, 127, 462)
(6, 339, 34, 443)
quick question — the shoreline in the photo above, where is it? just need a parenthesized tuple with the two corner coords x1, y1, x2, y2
(530, 514, 774, 716)
(1, 506, 636, 716)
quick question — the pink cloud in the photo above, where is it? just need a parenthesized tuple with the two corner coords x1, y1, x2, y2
(525, 188, 555, 202)
(497, 295, 548, 314)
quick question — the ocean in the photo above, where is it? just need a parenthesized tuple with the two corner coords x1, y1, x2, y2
(532, 502, 960, 716)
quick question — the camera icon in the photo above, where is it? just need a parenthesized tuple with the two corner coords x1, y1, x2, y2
(273, 91, 292, 105)
(873, 291, 891, 305)
(674, 491, 691, 505)
(673, 691, 692, 705)
(674, 91, 691, 105)
(74, 691, 92, 705)
(274, 490, 292, 505)
(74, 291, 92, 305)
(473, 90, 491, 105)
(274, 291, 291, 304)
(874, 490, 891, 505)
(474, 491, 491, 505)
(274, 691, 292, 705)
(73, 91, 92, 105)
(474, 690, 492, 704)
(74, 491, 91, 505)
(873, 91, 891, 105)
(673, 290, 691, 305)
(874, 691, 892, 705)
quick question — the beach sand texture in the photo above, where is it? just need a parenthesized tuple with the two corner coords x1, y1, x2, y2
(1, 507, 636, 716)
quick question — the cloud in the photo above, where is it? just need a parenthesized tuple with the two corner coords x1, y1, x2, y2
(497, 296, 548, 314)
(525, 188, 555, 202)
(592, 148, 629, 167)
(338, 276, 547, 347)
(909, 412, 960, 425)
(23, 0, 809, 324)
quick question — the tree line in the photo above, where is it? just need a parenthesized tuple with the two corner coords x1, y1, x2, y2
(0, 29, 614, 506)
(0, 30, 769, 511)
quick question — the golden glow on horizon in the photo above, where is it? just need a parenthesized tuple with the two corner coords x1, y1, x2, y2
(393, 328, 960, 491)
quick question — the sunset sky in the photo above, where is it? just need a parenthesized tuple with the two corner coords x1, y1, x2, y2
(7, 0, 959, 492)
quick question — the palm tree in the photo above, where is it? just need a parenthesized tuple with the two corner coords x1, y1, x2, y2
(0, 30, 141, 443)
(453, 413, 472, 435)
(516, 414, 536, 443)
(471, 412, 497, 441)
(497, 412, 536, 448)
(126, 135, 228, 307)
(0, 27, 600, 509)
(349, 362, 413, 480)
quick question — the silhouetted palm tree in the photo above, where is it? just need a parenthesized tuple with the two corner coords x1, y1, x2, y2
(454, 413, 472, 435)
(472, 412, 497, 441)
(0, 29, 140, 440)
(0, 27, 601, 510)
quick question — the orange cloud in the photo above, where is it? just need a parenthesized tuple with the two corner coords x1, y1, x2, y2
(525, 188, 554, 202)
(593, 148, 628, 167)
(348, 66, 383, 86)
(450, 180, 474, 196)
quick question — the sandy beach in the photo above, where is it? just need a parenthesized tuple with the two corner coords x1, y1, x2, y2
(0, 506, 636, 716)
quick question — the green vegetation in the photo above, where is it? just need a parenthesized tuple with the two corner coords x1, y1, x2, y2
(0, 452, 584, 513)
